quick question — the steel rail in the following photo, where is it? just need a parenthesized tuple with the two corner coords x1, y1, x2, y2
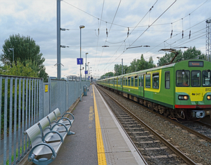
(96, 85, 197, 165)
(195, 121, 211, 129)
(100, 85, 211, 144)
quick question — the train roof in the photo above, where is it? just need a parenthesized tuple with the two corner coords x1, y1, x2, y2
(98, 59, 209, 81)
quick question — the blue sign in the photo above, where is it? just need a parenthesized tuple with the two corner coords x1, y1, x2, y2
(77, 58, 83, 65)
(85, 71, 88, 74)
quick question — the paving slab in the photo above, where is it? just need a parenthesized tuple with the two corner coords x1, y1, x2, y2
(94, 86, 145, 165)
(50, 86, 97, 165)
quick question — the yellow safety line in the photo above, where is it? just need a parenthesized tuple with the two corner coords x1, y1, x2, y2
(92, 85, 107, 165)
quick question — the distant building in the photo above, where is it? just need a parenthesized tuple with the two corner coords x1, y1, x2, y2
(67, 75, 78, 81)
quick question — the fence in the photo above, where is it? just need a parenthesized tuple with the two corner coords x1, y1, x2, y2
(0, 75, 90, 165)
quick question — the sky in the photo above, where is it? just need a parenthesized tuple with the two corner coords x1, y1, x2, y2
(0, 0, 210, 79)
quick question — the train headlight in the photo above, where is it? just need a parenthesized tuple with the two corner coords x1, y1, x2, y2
(183, 96, 188, 100)
(207, 95, 211, 100)
(178, 95, 189, 100)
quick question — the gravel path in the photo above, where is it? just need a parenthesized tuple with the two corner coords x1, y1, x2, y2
(101, 87, 211, 165)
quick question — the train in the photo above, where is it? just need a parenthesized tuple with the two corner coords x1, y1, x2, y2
(97, 59, 211, 119)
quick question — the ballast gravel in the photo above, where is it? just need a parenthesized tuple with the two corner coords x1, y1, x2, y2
(102, 88, 211, 165)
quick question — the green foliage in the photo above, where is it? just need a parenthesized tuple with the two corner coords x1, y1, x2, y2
(114, 64, 128, 76)
(100, 72, 114, 79)
(128, 54, 156, 73)
(1, 34, 48, 81)
(0, 60, 38, 77)
(158, 47, 207, 66)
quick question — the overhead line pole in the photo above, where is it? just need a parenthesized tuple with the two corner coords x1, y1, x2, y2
(121, 59, 123, 75)
(57, 0, 61, 79)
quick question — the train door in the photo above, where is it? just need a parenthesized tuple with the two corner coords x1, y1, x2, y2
(139, 73, 145, 97)
(122, 76, 125, 91)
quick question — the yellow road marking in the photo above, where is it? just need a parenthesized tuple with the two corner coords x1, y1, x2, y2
(92, 85, 107, 165)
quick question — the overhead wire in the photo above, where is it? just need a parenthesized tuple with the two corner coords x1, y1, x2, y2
(101, 0, 159, 71)
(144, 17, 210, 56)
(169, 27, 206, 47)
(62, 0, 208, 30)
(94, 0, 105, 72)
(129, 0, 177, 47)
(62, 0, 209, 76)
(96, 0, 122, 73)
(100, 0, 207, 68)
(143, 29, 207, 61)
(102, 0, 177, 72)
(108, 0, 122, 32)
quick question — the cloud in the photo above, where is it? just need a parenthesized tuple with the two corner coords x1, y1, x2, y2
(0, 0, 210, 78)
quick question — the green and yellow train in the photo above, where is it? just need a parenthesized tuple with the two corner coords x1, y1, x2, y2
(97, 59, 211, 119)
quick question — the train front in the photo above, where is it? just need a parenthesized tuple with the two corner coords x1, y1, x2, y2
(174, 60, 211, 119)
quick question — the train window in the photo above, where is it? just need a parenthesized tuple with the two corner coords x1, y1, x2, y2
(153, 73, 159, 89)
(191, 71, 201, 87)
(125, 78, 127, 86)
(176, 70, 190, 87)
(139, 76, 141, 86)
(118, 78, 122, 85)
(145, 74, 151, 88)
(135, 76, 138, 87)
(165, 71, 170, 89)
(131, 77, 134, 86)
(141, 75, 144, 87)
(202, 70, 211, 87)
(128, 77, 131, 86)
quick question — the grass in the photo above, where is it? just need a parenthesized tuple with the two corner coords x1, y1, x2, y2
(4, 142, 30, 165)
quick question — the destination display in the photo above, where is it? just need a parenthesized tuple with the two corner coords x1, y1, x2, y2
(188, 61, 204, 67)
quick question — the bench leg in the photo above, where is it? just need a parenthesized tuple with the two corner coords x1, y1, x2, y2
(68, 130, 75, 135)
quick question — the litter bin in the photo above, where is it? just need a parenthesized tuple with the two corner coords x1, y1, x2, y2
(87, 84, 89, 91)
(83, 85, 87, 96)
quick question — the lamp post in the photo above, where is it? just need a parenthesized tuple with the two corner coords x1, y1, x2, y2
(8, 48, 14, 63)
(85, 52, 88, 81)
(87, 62, 90, 81)
(79, 25, 85, 100)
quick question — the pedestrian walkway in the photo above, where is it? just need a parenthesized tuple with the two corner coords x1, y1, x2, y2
(21, 84, 146, 165)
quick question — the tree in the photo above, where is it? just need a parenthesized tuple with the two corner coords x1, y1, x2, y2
(114, 64, 129, 75)
(1, 34, 48, 81)
(158, 47, 206, 66)
(183, 47, 206, 60)
(0, 60, 39, 77)
(100, 72, 114, 79)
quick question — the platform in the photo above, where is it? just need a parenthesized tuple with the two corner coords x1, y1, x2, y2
(23, 85, 146, 165)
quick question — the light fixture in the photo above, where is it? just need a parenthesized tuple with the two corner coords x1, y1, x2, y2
(126, 45, 150, 49)
(79, 25, 85, 29)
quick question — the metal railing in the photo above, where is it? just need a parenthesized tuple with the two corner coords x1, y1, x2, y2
(0, 75, 90, 165)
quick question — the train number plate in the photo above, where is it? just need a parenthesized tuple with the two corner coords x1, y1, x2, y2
(205, 88, 211, 92)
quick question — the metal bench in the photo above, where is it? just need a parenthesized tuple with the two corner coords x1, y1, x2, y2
(47, 109, 75, 135)
(25, 109, 75, 165)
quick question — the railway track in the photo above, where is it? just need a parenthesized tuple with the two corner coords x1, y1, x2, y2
(96, 85, 197, 165)
(98, 85, 211, 144)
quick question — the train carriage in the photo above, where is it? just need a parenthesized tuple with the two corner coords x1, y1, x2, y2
(97, 59, 211, 119)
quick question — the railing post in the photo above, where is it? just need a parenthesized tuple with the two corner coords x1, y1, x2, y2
(48, 77, 51, 112)
(3, 77, 8, 165)
(39, 79, 44, 120)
